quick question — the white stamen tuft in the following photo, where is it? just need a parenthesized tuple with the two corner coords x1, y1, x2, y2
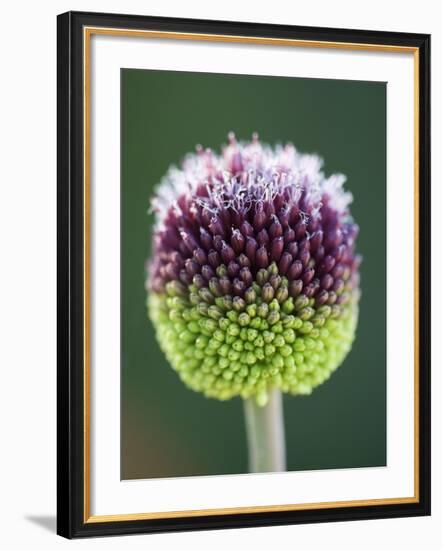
(151, 134, 352, 230)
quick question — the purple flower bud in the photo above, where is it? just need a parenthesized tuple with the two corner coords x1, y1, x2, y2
(289, 279, 303, 297)
(278, 252, 293, 275)
(256, 246, 269, 268)
(199, 227, 213, 250)
(245, 237, 258, 261)
(288, 260, 303, 280)
(321, 274, 334, 290)
(298, 238, 310, 253)
(270, 237, 284, 262)
(241, 220, 254, 238)
(316, 289, 329, 306)
(209, 217, 225, 238)
(240, 267, 253, 287)
(295, 219, 307, 240)
(165, 262, 179, 280)
(219, 276, 232, 294)
(264, 200, 275, 219)
(333, 278, 345, 293)
(162, 228, 180, 248)
(269, 218, 283, 239)
(315, 245, 325, 262)
(227, 261, 240, 278)
(303, 284, 316, 298)
(335, 244, 346, 262)
(284, 228, 295, 243)
(302, 267, 315, 285)
(233, 278, 245, 296)
(320, 255, 336, 274)
(337, 292, 350, 305)
(178, 241, 188, 257)
(213, 234, 223, 252)
(257, 229, 269, 247)
(269, 274, 282, 290)
(169, 251, 183, 268)
(238, 253, 251, 268)
(193, 248, 207, 265)
(221, 242, 235, 264)
(201, 208, 212, 227)
(277, 207, 289, 227)
(298, 249, 310, 267)
(309, 231, 323, 253)
(208, 249, 221, 268)
(231, 229, 245, 253)
(253, 205, 267, 232)
(180, 229, 198, 253)
(324, 228, 343, 250)
(332, 263, 345, 279)
(185, 258, 200, 277)
(287, 242, 298, 258)
(201, 264, 215, 281)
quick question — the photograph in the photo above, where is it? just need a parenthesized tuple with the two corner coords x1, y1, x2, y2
(121, 69, 387, 480)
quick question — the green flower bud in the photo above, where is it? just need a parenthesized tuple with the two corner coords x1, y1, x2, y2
(262, 283, 275, 303)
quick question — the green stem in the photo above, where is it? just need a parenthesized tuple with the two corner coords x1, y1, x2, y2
(243, 388, 286, 473)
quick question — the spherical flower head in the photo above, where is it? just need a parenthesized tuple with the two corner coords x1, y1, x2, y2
(146, 133, 361, 406)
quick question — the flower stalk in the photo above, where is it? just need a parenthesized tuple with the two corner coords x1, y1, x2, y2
(244, 389, 286, 472)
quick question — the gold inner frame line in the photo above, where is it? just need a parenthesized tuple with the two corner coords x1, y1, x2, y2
(83, 26, 420, 524)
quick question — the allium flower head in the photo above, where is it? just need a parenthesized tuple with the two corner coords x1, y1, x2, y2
(146, 133, 361, 406)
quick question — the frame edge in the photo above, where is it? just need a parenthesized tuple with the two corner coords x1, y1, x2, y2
(56, 10, 431, 538)
(57, 10, 73, 539)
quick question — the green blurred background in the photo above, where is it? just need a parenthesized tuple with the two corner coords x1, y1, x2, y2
(121, 69, 386, 480)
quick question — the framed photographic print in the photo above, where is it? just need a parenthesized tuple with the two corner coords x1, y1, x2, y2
(57, 11, 431, 538)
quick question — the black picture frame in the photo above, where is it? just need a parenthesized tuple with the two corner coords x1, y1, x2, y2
(57, 10, 431, 539)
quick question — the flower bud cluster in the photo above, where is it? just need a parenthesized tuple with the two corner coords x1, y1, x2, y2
(147, 134, 361, 405)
